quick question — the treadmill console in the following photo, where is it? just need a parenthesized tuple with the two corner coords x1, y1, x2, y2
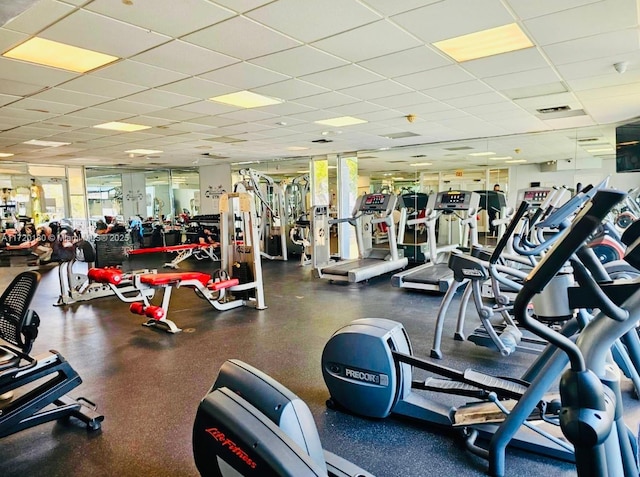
(357, 193, 396, 214)
(519, 188, 552, 206)
(433, 191, 476, 210)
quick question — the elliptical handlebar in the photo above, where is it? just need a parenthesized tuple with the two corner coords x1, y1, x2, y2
(513, 189, 627, 372)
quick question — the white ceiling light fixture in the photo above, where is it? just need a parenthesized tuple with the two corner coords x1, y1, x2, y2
(209, 90, 283, 108)
(286, 146, 309, 151)
(125, 149, 163, 155)
(489, 156, 512, 160)
(315, 116, 368, 127)
(2, 37, 119, 73)
(0, 153, 15, 158)
(433, 23, 534, 62)
(468, 151, 496, 157)
(505, 159, 527, 163)
(23, 140, 71, 147)
(410, 162, 432, 166)
(93, 122, 152, 132)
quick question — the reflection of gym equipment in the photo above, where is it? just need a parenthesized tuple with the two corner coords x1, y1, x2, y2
(88, 193, 266, 334)
(289, 215, 312, 266)
(396, 192, 430, 263)
(193, 359, 374, 477)
(313, 193, 408, 283)
(392, 190, 480, 293)
(0, 271, 103, 438)
(126, 243, 219, 269)
(56, 257, 155, 306)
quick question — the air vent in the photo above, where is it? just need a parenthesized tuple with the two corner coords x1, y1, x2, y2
(444, 146, 473, 151)
(577, 138, 601, 143)
(381, 132, 420, 139)
(312, 138, 333, 143)
(537, 105, 570, 114)
(201, 153, 230, 159)
(411, 154, 427, 158)
(205, 136, 246, 144)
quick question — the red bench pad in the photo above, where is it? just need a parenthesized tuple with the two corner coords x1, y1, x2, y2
(208, 278, 240, 291)
(88, 267, 123, 285)
(138, 271, 211, 286)
(127, 244, 207, 255)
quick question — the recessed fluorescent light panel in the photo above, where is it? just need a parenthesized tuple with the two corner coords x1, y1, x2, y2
(209, 90, 282, 108)
(0, 153, 14, 158)
(489, 156, 512, 160)
(286, 146, 309, 151)
(3, 37, 118, 73)
(23, 139, 71, 147)
(468, 151, 496, 157)
(586, 148, 614, 153)
(315, 116, 368, 127)
(433, 23, 534, 62)
(505, 159, 527, 163)
(410, 162, 432, 166)
(125, 149, 163, 155)
(93, 122, 152, 132)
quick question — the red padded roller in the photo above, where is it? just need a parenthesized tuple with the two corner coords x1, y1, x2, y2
(144, 305, 165, 320)
(138, 272, 211, 286)
(129, 302, 145, 315)
(88, 267, 123, 284)
(208, 278, 240, 291)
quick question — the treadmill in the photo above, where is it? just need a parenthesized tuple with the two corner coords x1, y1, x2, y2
(391, 190, 480, 293)
(314, 192, 408, 283)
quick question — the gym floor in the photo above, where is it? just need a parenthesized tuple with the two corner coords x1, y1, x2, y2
(0, 252, 637, 477)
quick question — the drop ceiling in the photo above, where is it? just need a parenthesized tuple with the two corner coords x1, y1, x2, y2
(0, 0, 638, 175)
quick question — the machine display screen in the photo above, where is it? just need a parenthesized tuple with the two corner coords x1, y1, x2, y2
(440, 192, 465, 204)
(360, 193, 392, 212)
(523, 189, 550, 203)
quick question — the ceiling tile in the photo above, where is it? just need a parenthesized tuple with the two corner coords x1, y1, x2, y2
(514, 92, 582, 113)
(0, 27, 28, 52)
(157, 77, 234, 99)
(0, 57, 77, 86)
(132, 40, 238, 76)
(86, 0, 235, 38)
(543, 29, 640, 65)
(59, 76, 147, 97)
(484, 67, 562, 91)
(183, 16, 300, 61)
(361, 0, 442, 16)
(119, 89, 199, 108)
(524, 0, 637, 46)
(462, 48, 550, 78)
(506, 0, 602, 20)
(41, 10, 170, 58)
(213, 0, 272, 13)
(327, 101, 385, 116)
(294, 91, 360, 109)
(91, 60, 189, 87)
(312, 20, 423, 63)
(300, 64, 383, 90)
(144, 108, 207, 122)
(446, 92, 508, 108)
(369, 91, 434, 109)
(580, 91, 640, 123)
(0, 79, 47, 97)
(216, 109, 279, 123)
(31, 88, 110, 107)
(253, 79, 329, 101)
(66, 108, 130, 121)
(392, 0, 515, 43)
(250, 46, 348, 78)
(246, 0, 381, 43)
(0, 93, 20, 107)
(200, 62, 290, 90)
(11, 97, 82, 114)
(567, 70, 640, 92)
(176, 100, 238, 116)
(395, 65, 474, 90)
(555, 51, 640, 80)
(256, 102, 313, 117)
(358, 46, 452, 78)
(337, 80, 414, 101)
(422, 81, 495, 101)
(2, 0, 74, 34)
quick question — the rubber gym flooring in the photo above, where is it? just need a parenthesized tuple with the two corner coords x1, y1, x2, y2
(0, 252, 638, 477)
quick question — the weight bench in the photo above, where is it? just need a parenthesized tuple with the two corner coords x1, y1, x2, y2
(0, 271, 103, 438)
(126, 243, 219, 269)
(129, 271, 245, 334)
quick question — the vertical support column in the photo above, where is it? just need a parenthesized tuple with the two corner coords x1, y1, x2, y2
(199, 164, 232, 215)
(337, 154, 358, 259)
(121, 172, 146, 219)
(310, 157, 329, 206)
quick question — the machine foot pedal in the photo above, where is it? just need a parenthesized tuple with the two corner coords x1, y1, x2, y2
(419, 378, 488, 399)
(462, 369, 527, 399)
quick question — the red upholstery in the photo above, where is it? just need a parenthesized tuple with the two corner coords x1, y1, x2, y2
(129, 303, 165, 319)
(88, 267, 123, 285)
(127, 244, 205, 255)
(138, 272, 211, 286)
(208, 278, 240, 291)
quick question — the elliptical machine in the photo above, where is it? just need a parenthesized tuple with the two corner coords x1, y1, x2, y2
(193, 359, 374, 477)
